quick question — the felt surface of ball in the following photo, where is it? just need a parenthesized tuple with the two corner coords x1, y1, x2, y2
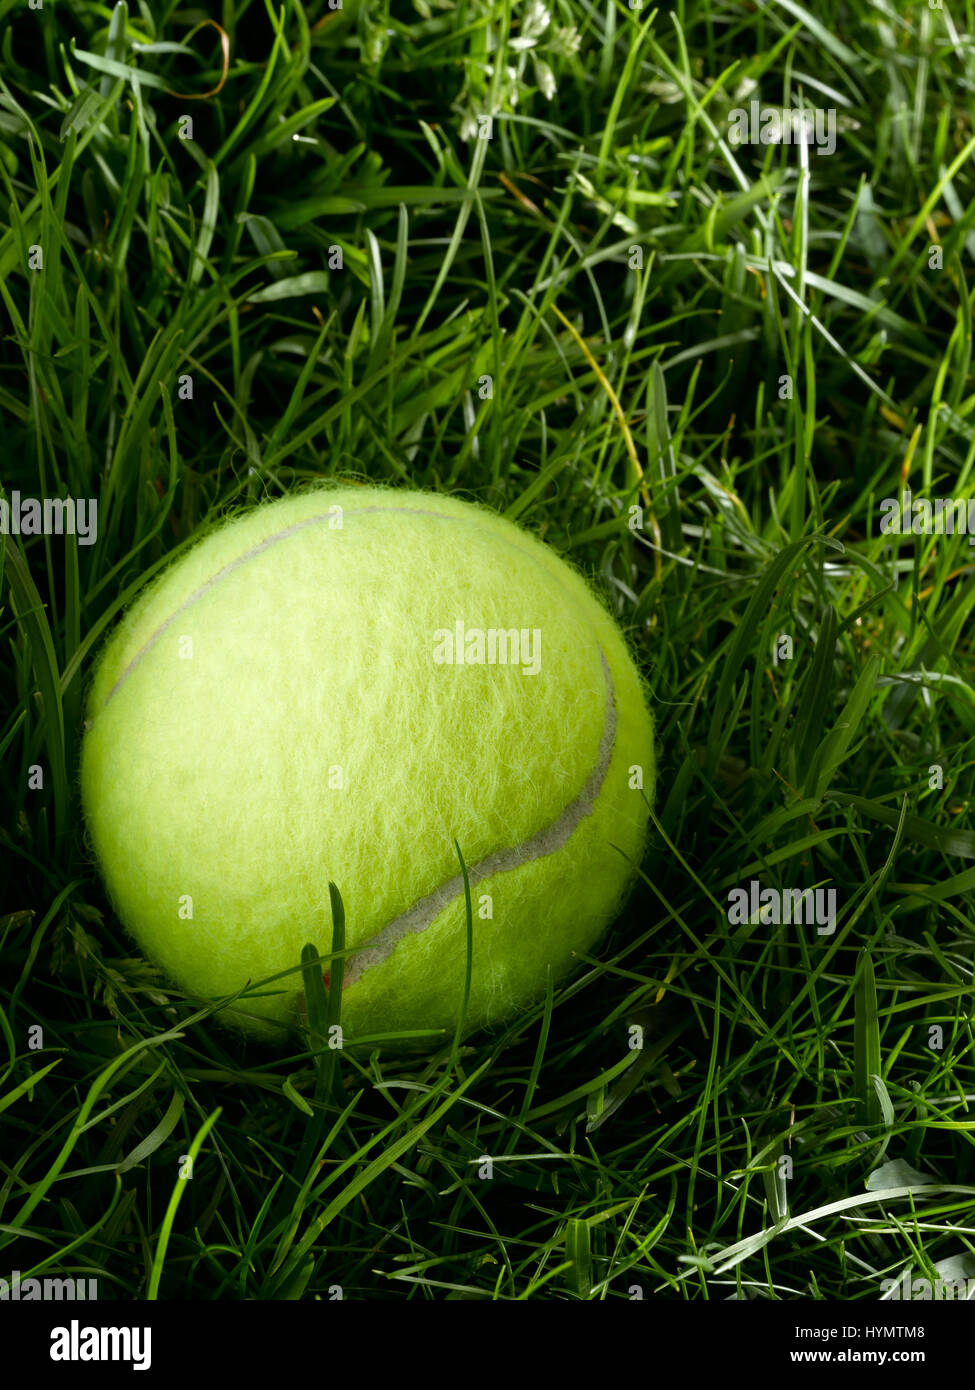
(80, 487, 656, 1043)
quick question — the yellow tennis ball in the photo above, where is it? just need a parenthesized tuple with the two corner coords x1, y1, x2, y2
(80, 486, 655, 1043)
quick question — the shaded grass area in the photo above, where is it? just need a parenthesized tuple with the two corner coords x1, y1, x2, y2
(1, 0, 974, 1299)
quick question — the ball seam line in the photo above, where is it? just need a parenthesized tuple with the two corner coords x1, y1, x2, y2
(341, 648, 618, 988)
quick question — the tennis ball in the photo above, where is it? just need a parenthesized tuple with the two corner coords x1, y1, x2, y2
(80, 486, 655, 1044)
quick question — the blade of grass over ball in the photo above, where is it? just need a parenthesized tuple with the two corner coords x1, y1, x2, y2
(322, 881, 346, 1099)
(450, 840, 474, 1067)
(288, 890, 349, 1209)
(300, 942, 329, 1064)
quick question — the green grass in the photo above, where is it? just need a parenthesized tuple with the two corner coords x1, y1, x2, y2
(2, 0, 975, 1301)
